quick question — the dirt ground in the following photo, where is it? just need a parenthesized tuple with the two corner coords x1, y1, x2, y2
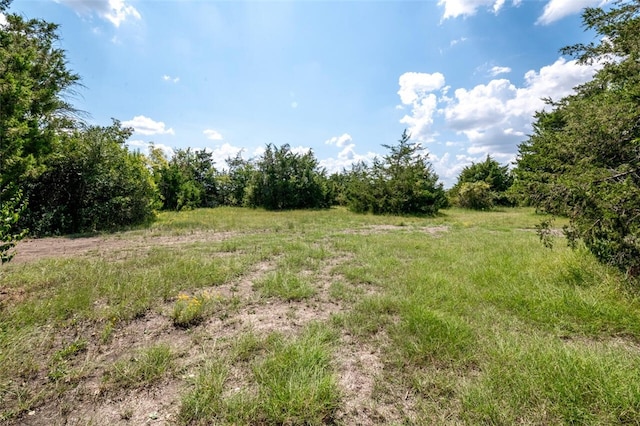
(4, 227, 445, 425)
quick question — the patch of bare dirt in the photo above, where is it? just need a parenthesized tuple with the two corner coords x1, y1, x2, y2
(9, 230, 244, 264)
(334, 330, 420, 425)
(559, 334, 640, 352)
(3, 237, 416, 425)
(343, 225, 449, 236)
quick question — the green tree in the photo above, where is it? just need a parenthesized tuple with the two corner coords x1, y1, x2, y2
(20, 121, 157, 235)
(513, 0, 640, 276)
(215, 152, 254, 207)
(245, 144, 330, 210)
(156, 148, 218, 210)
(0, 2, 81, 196)
(344, 131, 446, 215)
(450, 155, 514, 209)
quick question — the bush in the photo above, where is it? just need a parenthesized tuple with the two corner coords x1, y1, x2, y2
(245, 144, 331, 210)
(456, 181, 494, 210)
(20, 121, 157, 235)
(344, 131, 446, 215)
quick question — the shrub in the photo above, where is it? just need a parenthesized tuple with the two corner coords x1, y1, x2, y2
(456, 181, 494, 210)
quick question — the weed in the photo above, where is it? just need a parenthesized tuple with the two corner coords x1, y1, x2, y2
(172, 291, 219, 328)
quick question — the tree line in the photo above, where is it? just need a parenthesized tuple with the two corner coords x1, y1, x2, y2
(2, 0, 639, 278)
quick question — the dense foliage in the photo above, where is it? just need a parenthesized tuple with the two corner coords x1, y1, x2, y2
(449, 155, 513, 209)
(215, 152, 255, 207)
(155, 148, 219, 211)
(244, 144, 331, 210)
(0, 7, 80, 196)
(513, 0, 640, 276)
(0, 189, 27, 263)
(0, 2, 158, 239)
(344, 131, 446, 215)
(19, 122, 157, 235)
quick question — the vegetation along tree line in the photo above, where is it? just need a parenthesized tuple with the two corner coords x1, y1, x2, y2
(1, 0, 639, 278)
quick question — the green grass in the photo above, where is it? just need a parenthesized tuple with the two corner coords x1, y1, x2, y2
(103, 344, 174, 390)
(2, 206, 640, 424)
(254, 269, 316, 301)
(179, 324, 340, 425)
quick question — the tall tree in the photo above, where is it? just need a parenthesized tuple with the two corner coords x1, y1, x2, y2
(345, 131, 446, 215)
(245, 144, 330, 210)
(0, 0, 80, 256)
(156, 148, 219, 211)
(20, 121, 157, 235)
(514, 0, 640, 276)
(0, 2, 81, 195)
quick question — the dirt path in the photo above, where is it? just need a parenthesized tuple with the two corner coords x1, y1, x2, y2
(10, 231, 242, 264)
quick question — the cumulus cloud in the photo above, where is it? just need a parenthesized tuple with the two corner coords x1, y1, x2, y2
(325, 133, 353, 148)
(490, 66, 511, 76)
(398, 72, 445, 104)
(57, 0, 141, 27)
(0, 13, 7, 27)
(123, 115, 175, 136)
(537, 0, 610, 25)
(442, 57, 600, 154)
(438, 0, 521, 20)
(203, 129, 223, 141)
(320, 144, 378, 174)
(207, 143, 245, 170)
(321, 134, 378, 173)
(290, 146, 313, 155)
(397, 72, 446, 141)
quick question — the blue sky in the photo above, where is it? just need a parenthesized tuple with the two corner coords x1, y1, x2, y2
(7, 0, 608, 186)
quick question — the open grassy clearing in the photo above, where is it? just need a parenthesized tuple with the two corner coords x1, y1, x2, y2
(1, 207, 639, 424)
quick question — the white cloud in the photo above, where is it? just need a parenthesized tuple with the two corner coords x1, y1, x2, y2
(443, 57, 600, 154)
(399, 94, 439, 141)
(252, 146, 266, 158)
(490, 66, 511, 76)
(122, 115, 175, 136)
(290, 145, 312, 155)
(0, 13, 7, 27)
(321, 134, 378, 173)
(126, 140, 175, 159)
(537, 0, 610, 25)
(325, 133, 353, 148)
(203, 129, 223, 141)
(162, 75, 180, 83)
(397, 72, 446, 141)
(320, 144, 378, 174)
(57, 0, 141, 27)
(207, 143, 245, 170)
(397, 72, 445, 105)
(438, 0, 520, 19)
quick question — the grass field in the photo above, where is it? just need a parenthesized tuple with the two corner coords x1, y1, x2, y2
(1, 207, 639, 424)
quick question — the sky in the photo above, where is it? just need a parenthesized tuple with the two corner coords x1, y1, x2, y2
(6, 0, 610, 187)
